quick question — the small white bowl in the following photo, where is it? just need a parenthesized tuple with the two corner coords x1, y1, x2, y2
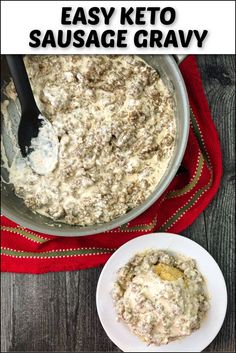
(96, 233, 227, 352)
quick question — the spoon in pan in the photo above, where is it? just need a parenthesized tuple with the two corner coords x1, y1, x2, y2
(6, 55, 58, 175)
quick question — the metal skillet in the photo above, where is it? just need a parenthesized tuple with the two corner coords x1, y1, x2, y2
(1, 55, 189, 236)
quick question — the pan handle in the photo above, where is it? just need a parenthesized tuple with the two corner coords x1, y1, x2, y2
(173, 55, 188, 65)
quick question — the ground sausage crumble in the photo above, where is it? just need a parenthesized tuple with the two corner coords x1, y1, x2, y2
(112, 250, 209, 346)
(3, 55, 176, 226)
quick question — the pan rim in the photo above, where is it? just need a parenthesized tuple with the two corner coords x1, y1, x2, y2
(1, 55, 189, 236)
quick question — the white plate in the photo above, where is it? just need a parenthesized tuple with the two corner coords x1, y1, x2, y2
(96, 233, 227, 352)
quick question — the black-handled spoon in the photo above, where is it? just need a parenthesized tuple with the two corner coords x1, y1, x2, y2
(6, 55, 58, 175)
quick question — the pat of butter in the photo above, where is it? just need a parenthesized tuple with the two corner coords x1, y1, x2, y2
(154, 263, 184, 281)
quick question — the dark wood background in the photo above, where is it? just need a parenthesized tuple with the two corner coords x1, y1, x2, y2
(1, 55, 235, 352)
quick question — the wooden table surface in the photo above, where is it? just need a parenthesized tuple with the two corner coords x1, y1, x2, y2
(1, 55, 235, 352)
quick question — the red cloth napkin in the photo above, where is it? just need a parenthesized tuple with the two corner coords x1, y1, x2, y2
(1, 56, 222, 274)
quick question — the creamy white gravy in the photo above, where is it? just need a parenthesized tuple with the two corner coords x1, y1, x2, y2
(1, 55, 176, 226)
(112, 250, 209, 346)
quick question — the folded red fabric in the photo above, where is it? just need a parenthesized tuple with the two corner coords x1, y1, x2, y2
(1, 56, 222, 274)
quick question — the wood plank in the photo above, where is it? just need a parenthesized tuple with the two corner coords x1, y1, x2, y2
(197, 55, 235, 352)
(1, 274, 14, 352)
